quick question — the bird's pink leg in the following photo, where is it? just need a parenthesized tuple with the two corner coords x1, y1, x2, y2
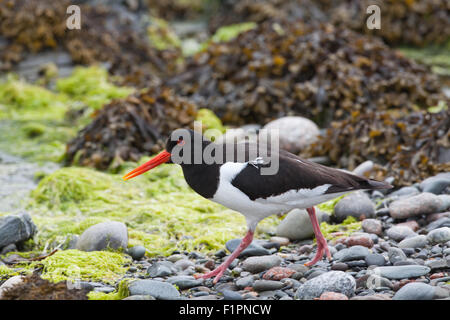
(195, 230, 254, 284)
(304, 207, 332, 266)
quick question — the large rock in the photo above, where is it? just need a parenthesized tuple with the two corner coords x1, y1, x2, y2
(420, 173, 450, 195)
(263, 116, 320, 154)
(398, 235, 428, 249)
(333, 245, 370, 262)
(76, 221, 128, 252)
(275, 209, 329, 240)
(372, 265, 430, 279)
(128, 280, 180, 300)
(389, 193, 444, 219)
(0, 212, 37, 249)
(393, 282, 448, 300)
(333, 191, 375, 223)
(295, 271, 356, 300)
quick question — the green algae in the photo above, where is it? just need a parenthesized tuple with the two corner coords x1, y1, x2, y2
(147, 17, 182, 51)
(87, 278, 131, 300)
(28, 161, 279, 256)
(195, 108, 226, 141)
(317, 194, 346, 215)
(210, 22, 257, 43)
(29, 249, 130, 284)
(398, 42, 450, 76)
(0, 67, 132, 162)
(56, 66, 133, 111)
(320, 216, 362, 240)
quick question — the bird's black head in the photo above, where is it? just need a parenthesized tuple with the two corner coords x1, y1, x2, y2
(123, 129, 211, 180)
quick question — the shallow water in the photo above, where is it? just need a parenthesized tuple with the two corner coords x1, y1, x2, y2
(0, 150, 58, 213)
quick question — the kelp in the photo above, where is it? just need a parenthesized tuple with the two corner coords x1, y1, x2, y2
(167, 21, 444, 127)
(0, 0, 179, 87)
(304, 109, 450, 186)
(210, 0, 450, 46)
(65, 86, 197, 170)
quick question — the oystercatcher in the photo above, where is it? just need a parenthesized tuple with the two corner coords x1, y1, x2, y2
(123, 129, 392, 283)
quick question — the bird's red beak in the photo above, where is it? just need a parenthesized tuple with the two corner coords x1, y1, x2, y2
(123, 150, 171, 181)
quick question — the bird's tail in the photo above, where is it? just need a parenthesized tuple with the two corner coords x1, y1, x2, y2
(366, 179, 393, 190)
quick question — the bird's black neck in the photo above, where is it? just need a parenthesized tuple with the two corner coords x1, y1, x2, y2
(180, 162, 220, 199)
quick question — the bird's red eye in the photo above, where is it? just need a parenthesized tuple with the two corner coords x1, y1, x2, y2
(177, 139, 185, 146)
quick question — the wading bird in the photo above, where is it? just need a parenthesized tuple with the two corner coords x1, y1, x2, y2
(123, 129, 391, 283)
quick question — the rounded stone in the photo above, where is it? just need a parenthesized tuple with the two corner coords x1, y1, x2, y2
(319, 292, 349, 300)
(385, 225, 417, 242)
(76, 221, 128, 252)
(372, 265, 431, 280)
(295, 271, 356, 300)
(225, 238, 270, 257)
(427, 227, 450, 244)
(242, 255, 282, 273)
(275, 209, 329, 240)
(128, 280, 180, 300)
(362, 219, 383, 236)
(365, 253, 386, 266)
(263, 116, 320, 153)
(253, 280, 285, 292)
(333, 191, 375, 223)
(128, 245, 146, 260)
(389, 193, 443, 219)
(333, 245, 370, 262)
(398, 235, 428, 249)
(393, 282, 436, 300)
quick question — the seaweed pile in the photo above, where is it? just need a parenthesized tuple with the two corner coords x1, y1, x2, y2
(1, 273, 88, 300)
(65, 86, 197, 169)
(146, 0, 212, 21)
(0, 0, 179, 86)
(167, 21, 444, 126)
(210, 0, 450, 46)
(304, 109, 450, 185)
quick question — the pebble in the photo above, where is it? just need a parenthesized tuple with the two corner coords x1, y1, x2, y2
(331, 262, 349, 271)
(393, 282, 444, 300)
(221, 289, 243, 300)
(333, 245, 370, 262)
(275, 209, 329, 240)
(269, 236, 290, 246)
(336, 235, 374, 248)
(253, 280, 285, 292)
(389, 193, 443, 219)
(235, 275, 255, 289)
(365, 253, 386, 266)
(174, 259, 195, 271)
(427, 227, 450, 244)
(372, 265, 431, 279)
(362, 219, 383, 236)
(426, 217, 450, 232)
(396, 220, 420, 231)
(398, 235, 428, 249)
(424, 258, 448, 271)
(242, 255, 282, 273)
(128, 245, 146, 260)
(295, 271, 356, 300)
(128, 280, 180, 300)
(390, 186, 420, 198)
(0, 212, 37, 249)
(166, 276, 203, 290)
(147, 261, 177, 277)
(333, 191, 375, 222)
(225, 239, 270, 257)
(263, 116, 320, 154)
(420, 174, 450, 195)
(385, 225, 417, 242)
(262, 267, 296, 280)
(388, 247, 407, 264)
(319, 292, 349, 300)
(350, 293, 392, 300)
(76, 221, 128, 252)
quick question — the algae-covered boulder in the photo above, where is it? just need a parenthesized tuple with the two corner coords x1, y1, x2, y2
(76, 221, 128, 252)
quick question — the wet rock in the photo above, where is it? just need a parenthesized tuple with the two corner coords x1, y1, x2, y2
(333, 191, 375, 223)
(128, 280, 180, 300)
(393, 282, 444, 300)
(166, 276, 203, 290)
(147, 261, 177, 278)
(420, 174, 450, 195)
(427, 227, 450, 244)
(76, 221, 128, 252)
(388, 248, 407, 264)
(372, 265, 431, 280)
(253, 280, 284, 292)
(319, 292, 348, 300)
(262, 267, 296, 281)
(275, 209, 329, 240)
(128, 245, 146, 261)
(263, 116, 319, 154)
(235, 275, 255, 289)
(362, 219, 382, 236)
(242, 255, 282, 273)
(225, 239, 270, 257)
(0, 212, 37, 249)
(333, 245, 370, 262)
(398, 235, 428, 249)
(385, 225, 417, 242)
(426, 218, 450, 232)
(365, 253, 386, 266)
(389, 193, 443, 219)
(295, 271, 356, 300)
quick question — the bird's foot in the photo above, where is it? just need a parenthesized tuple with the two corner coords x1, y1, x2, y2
(304, 234, 332, 266)
(194, 263, 227, 284)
